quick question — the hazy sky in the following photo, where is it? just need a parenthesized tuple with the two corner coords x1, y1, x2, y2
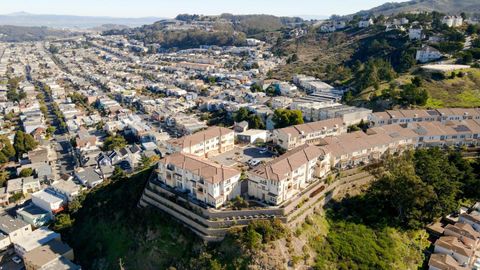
(1, 0, 409, 18)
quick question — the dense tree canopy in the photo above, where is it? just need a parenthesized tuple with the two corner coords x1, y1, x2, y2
(330, 149, 480, 229)
(272, 109, 304, 129)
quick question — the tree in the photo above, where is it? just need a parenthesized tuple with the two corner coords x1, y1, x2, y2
(0, 171, 9, 187)
(102, 135, 127, 151)
(0, 136, 15, 160)
(46, 126, 56, 136)
(53, 213, 73, 231)
(272, 109, 304, 128)
(19, 168, 33, 177)
(369, 153, 436, 228)
(24, 133, 38, 151)
(13, 131, 26, 158)
(14, 131, 38, 158)
(140, 155, 152, 169)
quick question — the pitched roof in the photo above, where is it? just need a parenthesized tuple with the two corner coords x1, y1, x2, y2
(276, 118, 344, 139)
(168, 126, 233, 149)
(428, 253, 467, 270)
(249, 144, 324, 182)
(161, 152, 240, 184)
(434, 236, 474, 258)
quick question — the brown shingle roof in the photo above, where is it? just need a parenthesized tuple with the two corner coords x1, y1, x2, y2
(161, 152, 240, 184)
(168, 126, 233, 148)
(249, 144, 324, 182)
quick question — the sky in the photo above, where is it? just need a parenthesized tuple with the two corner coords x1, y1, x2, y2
(1, 0, 410, 18)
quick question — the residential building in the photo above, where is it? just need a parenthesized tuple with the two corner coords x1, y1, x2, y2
(157, 152, 242, 208)
(74, 167, 103, 188)
(166, 126, 235, 157)
(442, 16, 464, 27)
(13, 227, 60, 257)
(443, 223, 480, 249)
(248, 145, 329, 205)
(416, 45, 443, 63)
(0, 215, 32, 244)
(433, 236, 474, 266)
(23, 239, 78, 270)
(273, 118, 347, 150)
(358, 18, 374, 28)
(428, 253, 467, 270)
(31, 190, 65, 214)
(16, 204, 52, 227)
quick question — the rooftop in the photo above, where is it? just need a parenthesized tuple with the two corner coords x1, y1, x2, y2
(0, 215, 29, 234)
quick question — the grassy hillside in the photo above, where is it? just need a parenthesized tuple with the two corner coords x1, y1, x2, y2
(353, 68, 480, 109)
(423, 69, 480, 108)
(357, 0, 480, 16)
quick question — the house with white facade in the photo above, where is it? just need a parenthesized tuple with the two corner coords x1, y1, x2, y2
(248, 145, 329, 205)
(166, 126, 235, 157)
(157, 152, 242, 208)
(273, 118, 347, 150)
(416, 45, 443, 63)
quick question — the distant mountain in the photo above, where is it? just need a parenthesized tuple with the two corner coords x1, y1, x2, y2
(0, 12, 164, 29)
(355, 0, 480, 16)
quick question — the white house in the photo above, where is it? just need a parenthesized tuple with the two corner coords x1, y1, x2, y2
(166, 126, 235, 157)
(157, 152, 242, 208)
(416, 46, 443, 63)
(359, 18, 374, 28)
(247, 145, 330, 205)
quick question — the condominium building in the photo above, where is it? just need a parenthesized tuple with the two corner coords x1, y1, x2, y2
(248, 144, 329, 205)
(369, 108, 480, 127)
(166, 126, 235, 157)
(273, 118, 347, 150)
(157, 152, 241, 208)
(320, 124, 417, 169)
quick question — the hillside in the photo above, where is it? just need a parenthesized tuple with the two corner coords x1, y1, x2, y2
(356, 0, 480, 16)
(54, 164, 430, 270)
(104, 14, 301, 49)
(0, 25, 74, 42)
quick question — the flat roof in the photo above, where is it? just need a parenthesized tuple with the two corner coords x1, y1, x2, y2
(13, 227, 59, 252)
(0, 215, 29, 234)
(32, 190, 64, 204)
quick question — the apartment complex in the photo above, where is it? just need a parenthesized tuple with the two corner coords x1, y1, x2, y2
(166, 126, 235, 157)
(157, 152, 241, 208)
(248, 145, 329, 205)
(369, 108, 480, 127)
(273, 118, 347, 150)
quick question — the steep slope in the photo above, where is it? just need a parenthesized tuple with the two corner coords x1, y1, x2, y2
(356, 0, 480, 16)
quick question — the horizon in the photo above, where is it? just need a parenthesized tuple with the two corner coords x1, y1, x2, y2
(1, 0, 410, 19)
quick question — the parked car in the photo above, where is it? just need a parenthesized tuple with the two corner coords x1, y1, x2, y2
(248, 159, 260, 167)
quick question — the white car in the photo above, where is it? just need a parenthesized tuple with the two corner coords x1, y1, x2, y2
(249, 159, 260, 167)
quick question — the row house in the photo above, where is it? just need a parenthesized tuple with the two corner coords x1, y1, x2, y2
(166, 126, 235, 157)
(157, 152, 241, 208)
(247, 145, 329, 205)
(369, 108, 480, 127)
(319, 124, 417, 169)
(273, 118, 347, 150)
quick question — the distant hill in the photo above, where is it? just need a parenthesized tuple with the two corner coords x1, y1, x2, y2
(355, 0, 480, 16)
(0, 12, 163, 29)
(0, 25, 73, 42)
(104, 14, 303, 50)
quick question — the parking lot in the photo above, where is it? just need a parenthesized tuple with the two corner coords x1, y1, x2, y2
(210, 145, 275, 168)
